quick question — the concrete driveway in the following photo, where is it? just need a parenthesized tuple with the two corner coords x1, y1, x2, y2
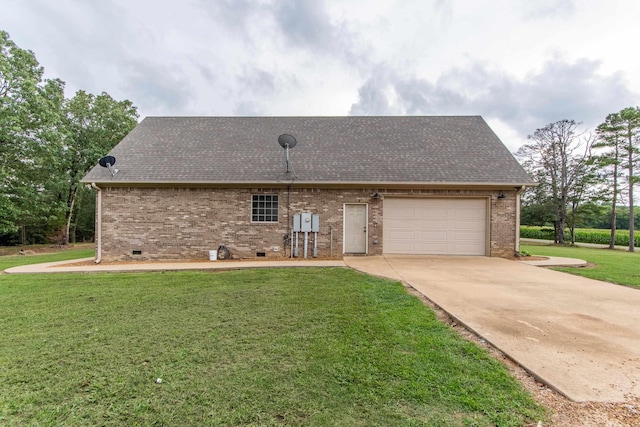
(344, 255, 640, 403)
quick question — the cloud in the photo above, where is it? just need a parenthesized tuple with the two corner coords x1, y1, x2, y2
(273, 0, 366, 69)
(349, 56, 638, 143)
(274, 0, 344, 53)
(197, 0, 364, 66)
(233, 100, 266, 116)
(121, 60, 192, 115)
(237, 67, 277, 95)
(8, 1, 132, 95)
(3, 0, 639, 144)
(474, 57, 637, 134)
(197, 0, 268, 41)
(520, 0, 576, 20)
(349, 67, 401, 115)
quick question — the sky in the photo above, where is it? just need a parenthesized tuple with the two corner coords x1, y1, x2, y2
(2, 0, 639, 151)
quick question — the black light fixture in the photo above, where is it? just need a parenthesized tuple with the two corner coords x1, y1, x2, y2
(372, 191, 381, 200)
(497, 192, 506, 199)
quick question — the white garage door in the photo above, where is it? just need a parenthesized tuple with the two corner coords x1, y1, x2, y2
(383, 198, 487, 255)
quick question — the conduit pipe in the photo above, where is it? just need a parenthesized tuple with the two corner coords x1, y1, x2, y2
(515, 185, 526, 254)
(91, 183, 102, 264)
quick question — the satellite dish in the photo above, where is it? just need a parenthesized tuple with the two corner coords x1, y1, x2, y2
(98, 155, 119, 177)
(278, 134, 297, 174)
(98, 156, 116, 168)
(278, 134, 297, 149)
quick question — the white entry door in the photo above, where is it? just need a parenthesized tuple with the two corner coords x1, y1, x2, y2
(344, 204, 367, 254)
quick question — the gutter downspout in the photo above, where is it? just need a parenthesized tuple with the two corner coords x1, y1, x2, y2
(91, 183, 102, 264)
(515, 185, 526, 254)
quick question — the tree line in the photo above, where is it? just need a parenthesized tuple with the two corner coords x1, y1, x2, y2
(1, 31, 138, 246)
(517, 109, 640, 252)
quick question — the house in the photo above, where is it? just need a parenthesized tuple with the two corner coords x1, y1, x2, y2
(81, 116, 535, 262)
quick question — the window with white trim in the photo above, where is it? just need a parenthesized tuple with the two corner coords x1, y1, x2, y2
(251, 194, 279, 222)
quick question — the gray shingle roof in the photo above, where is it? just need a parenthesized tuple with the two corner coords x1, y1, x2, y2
(81, 116, 534, 186)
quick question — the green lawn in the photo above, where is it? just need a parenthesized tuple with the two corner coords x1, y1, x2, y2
(0, 247, 94, 271)
(0, 265, 544, 426)
(521, 244, 640, 288)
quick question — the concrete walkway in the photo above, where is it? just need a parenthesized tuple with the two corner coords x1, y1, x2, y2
(3, 254, 584, 274)
(4, 257, 346, 274)
(519, 256, 587, 267)
(344, 255, 640, 403)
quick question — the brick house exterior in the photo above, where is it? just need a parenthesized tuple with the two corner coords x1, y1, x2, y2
(82, 117, 534, 262)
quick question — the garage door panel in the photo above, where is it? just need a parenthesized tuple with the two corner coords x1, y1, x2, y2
(420, 230, 448, 240)
(454, 209, 485, 219)
(417, 242, 449, 253)
(452, 230, 485, 240)
(418, 207, 447, 218)
(455, 212, 484, 220)
(388, 219, 416, 233)
(419, 220, 448, 229)
(386, 210, 416, 219)
(450, 220, 483, 231)
(384, 198, 487, 256)
(388, 230, 417, 240)
(449, 245, 484, 255)
(385, 199, 416, 213)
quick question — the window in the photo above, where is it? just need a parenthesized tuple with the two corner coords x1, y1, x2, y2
(251, 194, 279, 222)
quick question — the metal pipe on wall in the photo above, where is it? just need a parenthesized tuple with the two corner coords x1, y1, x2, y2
(330, 226, 333, 257)
(515, 186, 526, 253)
(90, 183, 102, 264)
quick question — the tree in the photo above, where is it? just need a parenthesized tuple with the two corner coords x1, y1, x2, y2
(0, 31, 139, 245)
(619, 107, 640, 252)
(517, 120, 592, 244)
(566, 137, 602, 244)
(55, 90, 138, 245)
(595, 112, 625, 248)
(0, 30, 66, 236)
(520, 170, 556, 226)
(595, 107, 640, 252)
(69, 184, 96, 243)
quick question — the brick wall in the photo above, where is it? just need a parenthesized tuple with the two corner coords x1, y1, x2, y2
(98, 186, 517, 261)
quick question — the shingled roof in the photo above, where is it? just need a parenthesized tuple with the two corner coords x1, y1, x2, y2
(82, 116, 534, 186)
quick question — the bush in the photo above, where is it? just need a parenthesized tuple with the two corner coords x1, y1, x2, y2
(520, 226, 555, 240)
(521, 226, 640, 246)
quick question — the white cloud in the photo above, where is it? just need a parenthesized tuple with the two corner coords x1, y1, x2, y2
(1, 0, 639, 150)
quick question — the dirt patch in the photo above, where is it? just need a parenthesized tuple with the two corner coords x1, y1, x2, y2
(402, 283, 640, 427)
(581, 262, 598, 269)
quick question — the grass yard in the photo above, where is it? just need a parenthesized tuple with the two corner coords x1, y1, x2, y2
(0, 246, 94, 271)
(0, 266, 544, 426)
(521, 243, 640, 289)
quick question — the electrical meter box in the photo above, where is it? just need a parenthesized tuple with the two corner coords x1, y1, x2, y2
(311, 214, 319, 232)
(293, 213, 301, 232)
(300, 212, 312, 232)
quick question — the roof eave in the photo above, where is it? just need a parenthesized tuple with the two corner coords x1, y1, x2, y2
(81, 179, 537, 189)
